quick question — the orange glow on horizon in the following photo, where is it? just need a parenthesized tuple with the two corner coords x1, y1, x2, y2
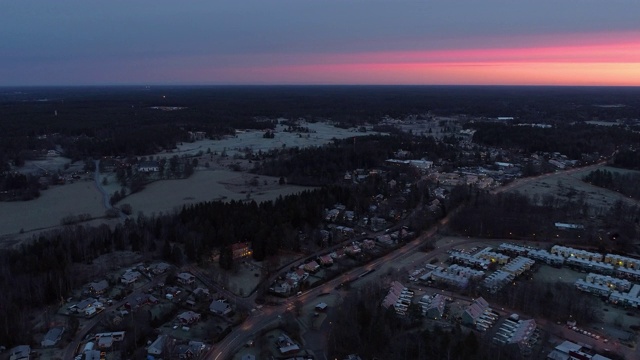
(207, 62, 640, 86)
(173, 36, 640, 86)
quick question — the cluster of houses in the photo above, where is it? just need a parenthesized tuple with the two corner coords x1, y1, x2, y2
(270, 241, 371, 296)
(495, 243, 640, 308)
(426, 171, 496, 189)
(549, 245, 640, 280)
(410, 248, 549, 299)
(381, 281, 414, 316)
(417, 264, 484, 289)
(325, 204, 356, 223)
(147, 335, 206, 359)
(411, 245, 537, 292)
(576, 275, 640, 308)
(68, 297, 105, 318)
(58, 265, 227, 359)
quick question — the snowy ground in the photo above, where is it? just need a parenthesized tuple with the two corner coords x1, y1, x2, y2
(158, 122, 384, 158)
(0, 122, 374, 244)
(0, 179, 106, 239)
(122, 170, 313, 216)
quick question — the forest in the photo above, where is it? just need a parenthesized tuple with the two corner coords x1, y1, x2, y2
(3, 85, 640, 168)
(468, 122, 640, 159)
(612, 149, 640, 170)
(254, 133, 456, 185)
(448, 190, 639, 252)
(0, 172, 41, 201)
(583, 168, 640, 201)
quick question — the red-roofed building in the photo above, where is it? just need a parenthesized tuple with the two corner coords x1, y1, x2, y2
(304, 261, 320, 273)
(319, 255, 334, 266)
(231, 242, 252, 259)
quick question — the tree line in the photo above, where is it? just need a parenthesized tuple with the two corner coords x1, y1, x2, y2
(469, 122, 640, 159)
(0, 172, 41, 201)
(448, 190, 639, 252)
(254, 133, 457, 185)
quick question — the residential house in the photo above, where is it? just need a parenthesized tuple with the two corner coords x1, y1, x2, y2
(277, 334, 300, 355)
(176, 272, 196, 285)
(177, 311, 201, 325)
(210, 300, 232, 315)
(8, 345, 31, 360)
(192, 287, 211, 299)
(304, 261, 320, 273)
(88, 280, 109, 295)
(330, 249, 346, 259)
(138, 161, 160, 172)
(126, 294, 158, 309)
(41, 326, 65, 347)
(121, 270, 141, 285)
(325, 209, 340, 221)
(170, 341, 204, 360)
(345, 244, 362, 257)
(75, 298, 98, 313)
(271, 282, 292, 295)
(547, 340, 612, 360)
(318, 255, 334, 266)
(150, 262, 172, 275)
(94, 331, 125, 350)
(287, 268, 308, 285)
(172, 345, 195, 359)
(362, 239, 376, 250)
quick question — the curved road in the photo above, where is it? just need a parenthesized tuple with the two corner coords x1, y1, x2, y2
(206, 222, 455, 360)
(207, 160, 621, 359)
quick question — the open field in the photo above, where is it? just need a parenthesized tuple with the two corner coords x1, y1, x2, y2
(0, 179, 105, 238)
(159, 122, 384, 159)
(122, 170, 313, 216)
(19, 155, 84, 175)
(504, 165, 640, 213)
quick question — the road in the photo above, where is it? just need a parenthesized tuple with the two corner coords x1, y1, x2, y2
(66, 159, 619, 359)
(93, 159, 126, 220)
(205, 219, 464, 360)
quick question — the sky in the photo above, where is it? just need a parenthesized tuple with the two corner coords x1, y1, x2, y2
(1, 1, 639, 86)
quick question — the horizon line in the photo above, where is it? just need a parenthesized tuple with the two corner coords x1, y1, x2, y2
(2, 84, 640, 88)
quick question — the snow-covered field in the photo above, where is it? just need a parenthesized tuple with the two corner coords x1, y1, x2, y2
(0, 179, 106, 238)
(122, 170, 313, 216)
(1, 122, 364, 242)
(158, 122, 382, 158)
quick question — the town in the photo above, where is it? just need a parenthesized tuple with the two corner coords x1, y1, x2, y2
(1, 86, 640, 360)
